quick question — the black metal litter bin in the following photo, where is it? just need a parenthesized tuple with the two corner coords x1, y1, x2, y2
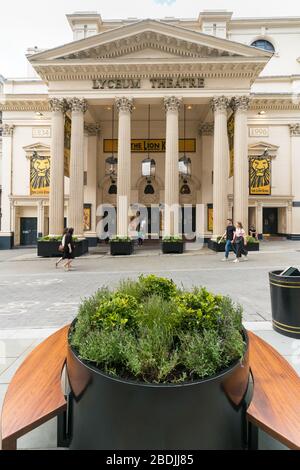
(269, 270, 300, 339)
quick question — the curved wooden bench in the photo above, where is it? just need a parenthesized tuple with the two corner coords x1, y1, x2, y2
(247, 331, 300, 450)
(1, 325, 69, 450)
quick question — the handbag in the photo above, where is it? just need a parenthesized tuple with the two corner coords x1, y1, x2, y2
(58, 244, 64, 252)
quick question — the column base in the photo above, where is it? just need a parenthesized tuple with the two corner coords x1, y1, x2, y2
(0, 232, 14, 249)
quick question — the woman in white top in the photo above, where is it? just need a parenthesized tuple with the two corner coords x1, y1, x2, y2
(232, 222, 248, 263)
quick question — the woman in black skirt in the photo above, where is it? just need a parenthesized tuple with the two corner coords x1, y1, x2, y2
(63, 227, 75, 271)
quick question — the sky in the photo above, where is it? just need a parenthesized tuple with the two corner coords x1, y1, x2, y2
(1, 0, 300, 78)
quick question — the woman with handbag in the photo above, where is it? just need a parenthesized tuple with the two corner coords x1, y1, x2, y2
(55, 228, 68, 268)
(232, 222, 248, 263)
(63, 227, 75, 271)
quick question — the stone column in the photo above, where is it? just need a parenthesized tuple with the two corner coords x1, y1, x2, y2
(37, 200, 44, 238)
(232, 96, 250, 232)
(116, 97, 133, 237)
(211, 96, 229, 239)
(0, 124, 14, 249)
(287, 201, 293, 237)
(290, 124, 300, 238)
(256, 202, 263, 238)
(68, 98, 88, 237)
(49, 98, 66, 236)
(84, 123, 100, 244)
(164, 96, 182, 236)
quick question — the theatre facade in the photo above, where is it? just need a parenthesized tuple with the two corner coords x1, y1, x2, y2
(1, 11, 300, 248)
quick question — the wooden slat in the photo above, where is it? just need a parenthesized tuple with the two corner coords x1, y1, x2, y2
(1, 325, 69, 449)
(247, 331, 300, 450)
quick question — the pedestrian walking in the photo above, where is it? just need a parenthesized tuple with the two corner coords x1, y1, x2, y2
(219, 219, 236, 261)
(138, 216, 147, 246)
(55, 228, 68, 268)
(63, 227, 75, 271)
(232, 222, 248, 263)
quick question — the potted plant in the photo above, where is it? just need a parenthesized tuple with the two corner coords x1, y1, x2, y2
(208, 236, 259, 252)
(67, 275, 250, 450)
(161, 236, 185, 254)
(110, 236, 134, 255)
(37, 235, 88, 257)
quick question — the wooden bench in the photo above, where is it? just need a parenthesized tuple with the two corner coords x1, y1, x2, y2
(1, 327, 300, 450)
(247, 331, 300, 450)
(0, 325, 69, 450)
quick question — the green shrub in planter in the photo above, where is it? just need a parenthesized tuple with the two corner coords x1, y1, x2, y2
(70, 275, 245, 384)
(162, 236, 183, 243)
(38, 235, 78, 242)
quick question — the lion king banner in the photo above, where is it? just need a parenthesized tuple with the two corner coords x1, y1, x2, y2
(249, 156, 271, 195)
(30, 151, 50, 195)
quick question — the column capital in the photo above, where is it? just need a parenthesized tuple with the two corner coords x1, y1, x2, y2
(199, 122, 214, 136)
(231, 96, 251, 112)
(49, 98, 67, 113)
(164, 96, 182, 113)
(211, 96, 230, 113)
(115, 97, 134, 113)
(0, 123, 15, 136)
(68, 97, 88, 113)
(85, 123, 101, 136)
(289, 123, 300, 136)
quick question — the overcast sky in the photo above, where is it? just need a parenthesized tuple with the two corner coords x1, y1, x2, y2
(1, 0, 300, 78)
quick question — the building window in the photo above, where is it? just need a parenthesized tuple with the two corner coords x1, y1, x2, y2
(108, 184, 117, 194)
(144, 184, 155, 195)
(251, 40, 275, 52)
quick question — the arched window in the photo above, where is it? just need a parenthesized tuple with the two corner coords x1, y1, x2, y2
(180, 184, 191, 195)
(108, 184, 117, 194)
(144, 184, 155, 195)
(251, 39, 275, 52)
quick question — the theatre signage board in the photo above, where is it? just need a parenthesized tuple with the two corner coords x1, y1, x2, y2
(92, 77, 205, 90)
(104, 139, 196, 153)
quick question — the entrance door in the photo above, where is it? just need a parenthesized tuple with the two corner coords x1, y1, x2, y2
(263, 208, 278, 235)
(181, 206, 196, 240)
(20, 218, 38, 246)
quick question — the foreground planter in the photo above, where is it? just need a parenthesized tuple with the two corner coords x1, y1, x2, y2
(37, 239, 88, 258)
(161, 241, 184, 254)
(66, 330, 250, 450)
(208, 240, 259, 252)
(269, 270, 300, 339)
(110, 240, 134, 256)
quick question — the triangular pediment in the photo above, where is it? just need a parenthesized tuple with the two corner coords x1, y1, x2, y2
(248, 141, 279, 157)
(23, 142, 50, 158)
(29, 19, 272, 62)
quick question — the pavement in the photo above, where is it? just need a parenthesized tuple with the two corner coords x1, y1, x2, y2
(0, 239, 300, 450)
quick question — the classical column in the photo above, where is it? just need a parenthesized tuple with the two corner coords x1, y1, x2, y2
(49, 98, 66, 236)
(211, 96, 229, 239)
(256, 202, 263, 238)
(84, 123, 100, 243)
(232, 96, 250, 232)
(68, 98, 88, 237)
(290, 124, 300, 237)
(164, 96, 182, 236)
(0, 124, 14, 249)
(116, 97, 133, 237)
(37, 200, 44, 238)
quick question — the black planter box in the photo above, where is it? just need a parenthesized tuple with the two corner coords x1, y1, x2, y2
(208, 240, 260, 252)
(161, 241, 184, 254)
(37, 239, 88, 258)
(110, 240, 134, 256)
(66, 328, 250, 450)
(269, 270, 300, 339)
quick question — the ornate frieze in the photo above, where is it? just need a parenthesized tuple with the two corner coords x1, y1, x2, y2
(115, 97, 134, 113)
(231, 96, 250, 112)
(49, 98, 67, 113)
(199, 123, 214, 136)
(164, 96, 182, 113)
(68, 98, 88, 113)
(84, 123, 101, 136)
(0, 124, 14, 136)
(0, 100, 50, 112)
(290, 124, 300, 136)
(211, 96, 229, 112)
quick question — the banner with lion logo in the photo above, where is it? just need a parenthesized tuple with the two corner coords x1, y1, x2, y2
(30, 151, 50, 195)
(249, 156, 271, 195)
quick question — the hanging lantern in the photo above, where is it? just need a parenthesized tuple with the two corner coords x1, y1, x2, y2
(105, 105, 117, 176)
(179, 155, 191, 177)
(142, 157, 156, 178)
